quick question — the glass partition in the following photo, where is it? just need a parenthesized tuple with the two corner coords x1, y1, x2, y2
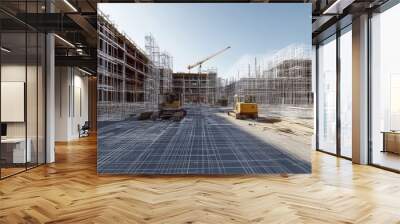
(1, 31, 28, 177)
(317, 35, 337, 154)
(371, 3, 400, 171)
(339, 26, 352, 158)
(0, 1, 46, 179)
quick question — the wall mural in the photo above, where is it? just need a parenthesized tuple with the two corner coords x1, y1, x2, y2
(97, 3, 313, 174)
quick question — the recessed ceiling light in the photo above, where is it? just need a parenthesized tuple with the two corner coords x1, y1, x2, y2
(63, 0, 78, 12)
(54, 34, 75, 48)
(1, 47, 11, 53)
(323, 0, 355, 15)
(78, 68, 93, 76)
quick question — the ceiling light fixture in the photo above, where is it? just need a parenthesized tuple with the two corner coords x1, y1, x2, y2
(78, 67, 93, 76)
(1, 47, 11, 53)
(76, 48, 85, 55)
(54, 34, 75, 48)
(323, 0, 355, 15)
(63, 0, 78, 12)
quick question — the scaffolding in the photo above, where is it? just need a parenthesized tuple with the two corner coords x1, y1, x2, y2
(172, 69, 217, 105)
(97, 12, 173, 121)
(224, 44, 313, 106)
(144, 34, 160, 110)
(145, 34, 173, 97)
(97, 11, 310, 121)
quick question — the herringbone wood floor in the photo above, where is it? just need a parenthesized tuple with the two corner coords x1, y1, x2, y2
(1, 135, 400, 224)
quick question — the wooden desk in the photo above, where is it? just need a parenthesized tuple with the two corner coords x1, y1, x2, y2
(382, 131, 400, 154)
(1, 138, 31, 163)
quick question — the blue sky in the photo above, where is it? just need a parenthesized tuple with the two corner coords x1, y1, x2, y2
(99, 3, 311, 79)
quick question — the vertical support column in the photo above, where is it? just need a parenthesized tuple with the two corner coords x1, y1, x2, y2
(46, 33, 55, 163)
(336, 29, 341, 156)
(88, 76, 97, 132)
(352, 14, 369, 164)
(45, 0, 55, 163)
(312, 45, 318, 150)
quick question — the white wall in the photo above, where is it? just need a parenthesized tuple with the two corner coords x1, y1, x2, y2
(71, 73, 89, 138)
(1, 65, 26, 138)
(55, 67, 89, 141)
(1, 82, 25, 122)
(55, 66, 70, 141)
(1, 65, 42, 138)
(1, 63, 46, 164)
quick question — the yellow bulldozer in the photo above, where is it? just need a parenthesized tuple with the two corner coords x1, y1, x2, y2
(159, 92, 186, 121)
(228, 95, 258, 119)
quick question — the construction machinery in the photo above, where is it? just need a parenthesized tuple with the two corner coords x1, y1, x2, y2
(187, 46, 231, 105)
(228, 94, 258, 119)
(187, 46, 231, 73)
(158, 92, 186, 121)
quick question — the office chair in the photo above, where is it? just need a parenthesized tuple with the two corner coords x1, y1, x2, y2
(79, 121, 90, 138)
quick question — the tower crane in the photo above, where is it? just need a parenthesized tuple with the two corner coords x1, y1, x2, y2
(187, 46, 231, 73)
(186, 46, 231, 105)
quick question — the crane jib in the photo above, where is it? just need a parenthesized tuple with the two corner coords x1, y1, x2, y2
(187, 46, 231, 71)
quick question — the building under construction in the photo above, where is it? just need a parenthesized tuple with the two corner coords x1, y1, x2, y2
(172, 71, 217, 104)
(97, 12, 172, 121)
(225, 45, 312, 106)
(145, 34, 174, 96)
(97, 14, 309, 121)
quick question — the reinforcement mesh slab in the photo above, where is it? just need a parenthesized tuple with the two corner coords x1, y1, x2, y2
(98, 106, 310, 174)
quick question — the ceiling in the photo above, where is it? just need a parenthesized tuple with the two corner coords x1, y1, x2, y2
(0, 0, 392, 73)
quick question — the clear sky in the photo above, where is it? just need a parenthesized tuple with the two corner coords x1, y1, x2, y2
(99, 3, 311, 79)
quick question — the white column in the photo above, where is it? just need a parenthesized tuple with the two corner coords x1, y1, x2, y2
(46, 32, 55, 163)
(45, 0, 56, 163)
(352, 14, 369, 164)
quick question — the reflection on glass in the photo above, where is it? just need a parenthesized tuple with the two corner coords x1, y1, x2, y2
(1, 32, 27, 177)
(371, 3, 400, 171)
(318, 35, 337, 154)
(0, 0, 47, 178)
(340, 27, 352, 158)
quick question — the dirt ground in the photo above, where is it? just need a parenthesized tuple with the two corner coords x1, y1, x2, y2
(217, 104, 314, 161)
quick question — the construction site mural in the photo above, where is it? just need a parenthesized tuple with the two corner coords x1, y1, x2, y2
(97, 3, 313, 174)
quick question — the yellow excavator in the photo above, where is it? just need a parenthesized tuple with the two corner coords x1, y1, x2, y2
(228, 94, 258, 119)
(159, 92, 186, 121)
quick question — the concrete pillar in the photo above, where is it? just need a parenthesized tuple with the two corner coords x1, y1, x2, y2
(46, 33, 55, 163)
(352, 14, 369, 164)
(45, 0, 55, 163)
(312, 45, 317, 150)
